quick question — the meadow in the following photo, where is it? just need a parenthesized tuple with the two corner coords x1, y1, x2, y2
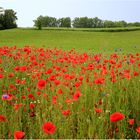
(0, 28, 140, 139)
(0, 28, 140, 53)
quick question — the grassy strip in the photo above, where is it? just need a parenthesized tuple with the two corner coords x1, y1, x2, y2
(36, 27, 140, 32)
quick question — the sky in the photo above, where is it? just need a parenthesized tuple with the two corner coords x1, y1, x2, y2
(0, 0, 140, 27)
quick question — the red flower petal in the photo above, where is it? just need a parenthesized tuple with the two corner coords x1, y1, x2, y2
(110, 112, 125, 122)
(42, 122, 56, 135)
(14, 131, 25, 139)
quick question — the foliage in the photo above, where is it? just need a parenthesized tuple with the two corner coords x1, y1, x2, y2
(72, 17, 104, 28)
(128, 22, 140, 27)
(104, 20, 127, 28)
(58, 17, 71, 28)
(0, 9, 17, 30)
(34, 16, 58, 28)
(34, 15, 140, 29)
(0, 15, 4, 29)
(33, 16, 42, 30)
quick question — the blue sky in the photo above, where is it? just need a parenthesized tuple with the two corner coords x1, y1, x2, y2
(0, 0, 140, 27)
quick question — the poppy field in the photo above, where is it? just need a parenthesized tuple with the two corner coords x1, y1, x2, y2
(0, 45, 140, 139)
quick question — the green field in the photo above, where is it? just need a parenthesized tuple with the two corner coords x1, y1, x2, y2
(0, 28, 140, 139)
(0, 28, 140, 53)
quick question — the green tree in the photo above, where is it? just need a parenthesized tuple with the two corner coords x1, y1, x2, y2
(58, 17, 71, 27)
(2, 9, 17, 29)
(114, 20, 127, 27)
(33, 15, 43, 29)
(34, 16, 57, 28)
(73, 17, 90, 28)
(133, 22, 140, 27)
(104, 20, 115, 28)
(92, 17, 104, 28)
(36, 19, 42, 30)
(0, 14, 4, 30)
(73, 17, 104, 28)
(72, 17, 80, 28)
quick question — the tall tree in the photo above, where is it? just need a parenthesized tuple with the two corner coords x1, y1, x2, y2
(34, 16, 57, 28)
(0, 9, 17, 29)
(73, 17, 90, 28)
(72, 17, 81, 28)
(33, 15, 44, 29)
(0, 15, 4, 29)
(114, 21, 127, 27)
(58, 17, 71, 27)
(103, 20, 115, 28)
(0, 7, 4, 29)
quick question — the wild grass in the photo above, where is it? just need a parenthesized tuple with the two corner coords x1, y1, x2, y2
(0, 28, 140, 53)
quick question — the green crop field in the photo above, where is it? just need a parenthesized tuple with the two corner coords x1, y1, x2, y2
(0, 28, 140, 53)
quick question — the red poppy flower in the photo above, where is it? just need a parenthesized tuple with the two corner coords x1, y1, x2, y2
(16, 79, 21, 84)
(94, 77, 105, 85)
(0, 115, 6, 122)
(14, 131, 25, 139)
(22, 95, 26, 99)
(73, 90, 82, 101)
(8, 73, 14, 78)
(28, 94, 34, 99)
(110, 112, 125, 122)
(78, 76, 84, 81)
(54, 80, 61, 86)
(95, 108, 102, 113)
(52, 96, 57, 104)
(0, 74, 4, 78)
(136, 127, 140, 134)
(74, 81, 82, 88)
(87, 64, 94, 70)
(62, 109, 71, 116)
(45, 68, 53, 74)
(20, 66, 27, 72)
(36, 91, 41, 96)
(133, 71, 139, 76)
(57, 89, 63, 94)
(37, 79, 46, 90)
(30, 103, 35, 109)
(42, 122, 56, 135)
(128, 119, 134, 125)
(49, 75, 56, 81)
(14, 66, 20, 71)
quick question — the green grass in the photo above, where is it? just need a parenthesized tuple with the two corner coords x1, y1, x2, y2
(0, 28, 140, 53)
(41, 27, 140, 32)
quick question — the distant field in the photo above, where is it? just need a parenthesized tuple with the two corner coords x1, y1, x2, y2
(42, 27, 140, 32)
(0, 28, 140, 53)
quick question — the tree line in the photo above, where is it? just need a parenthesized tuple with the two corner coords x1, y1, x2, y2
(0, 8, 17, 30)
(34, 15, 140, 29)
(1, 8, 140, 30)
